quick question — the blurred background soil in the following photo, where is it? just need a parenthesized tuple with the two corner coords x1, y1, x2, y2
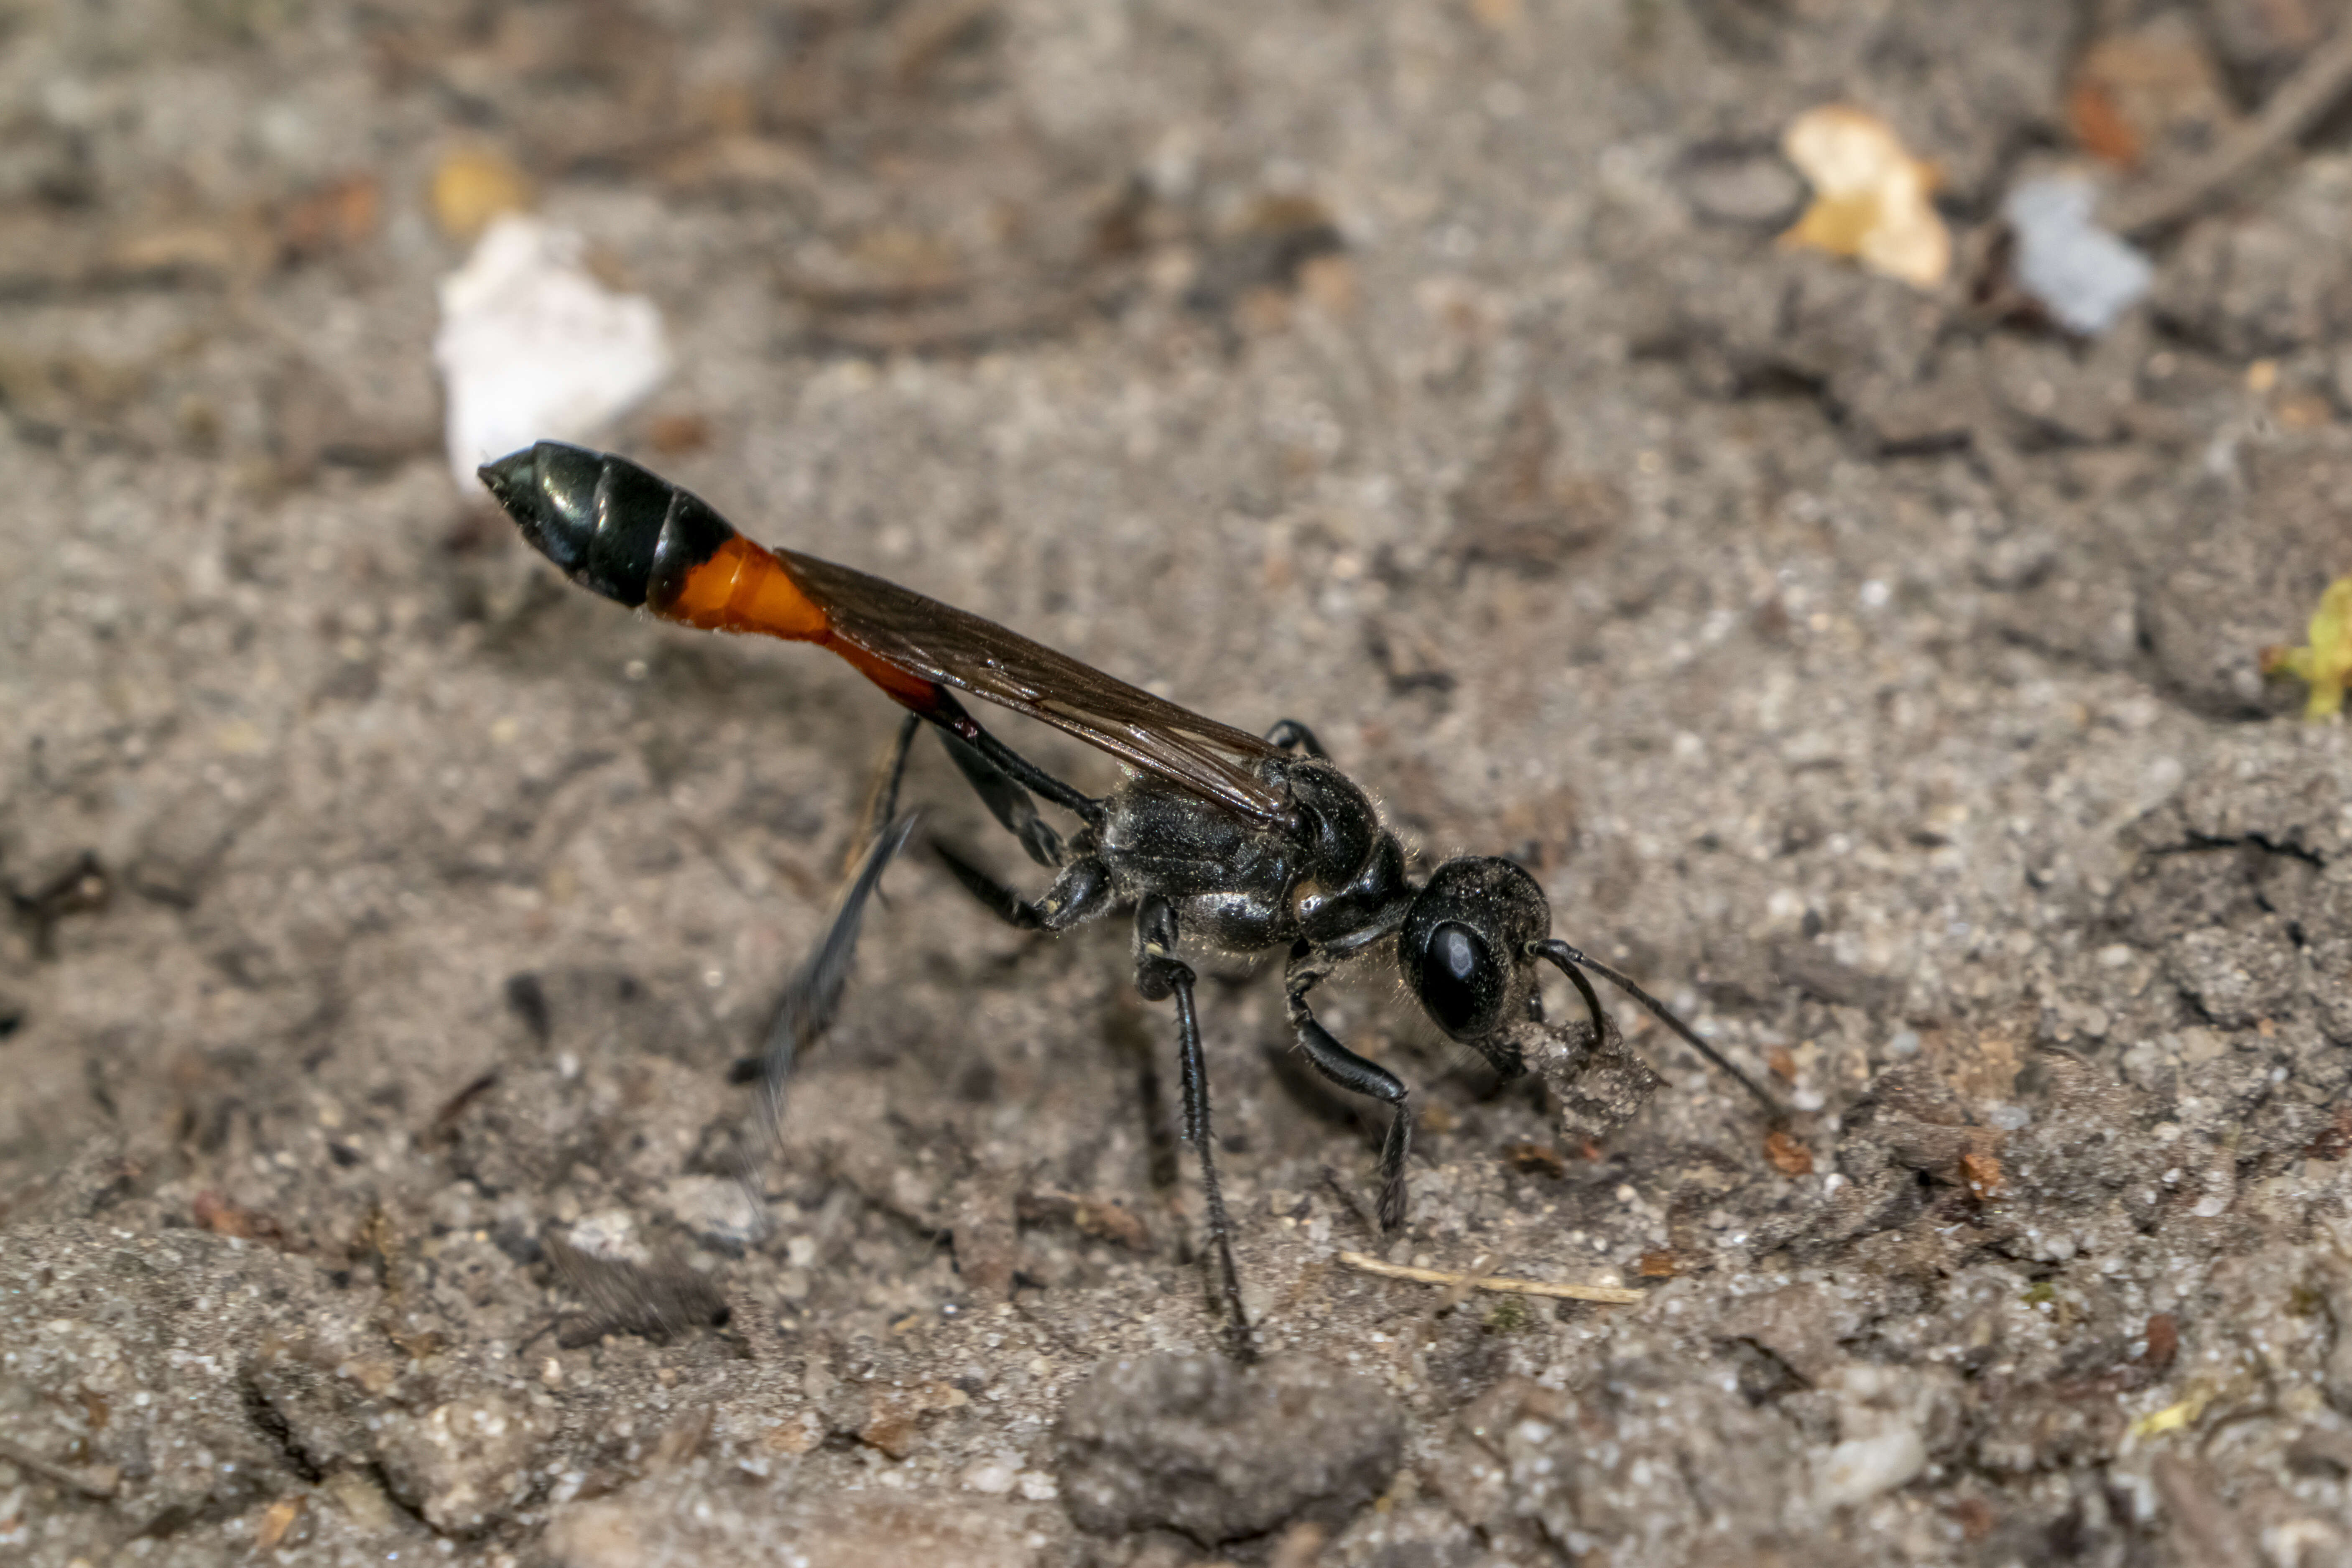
(4, 1, 2352, 1564)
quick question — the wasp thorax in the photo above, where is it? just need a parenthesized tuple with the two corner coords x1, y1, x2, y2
(1278, 762, 1412, 948)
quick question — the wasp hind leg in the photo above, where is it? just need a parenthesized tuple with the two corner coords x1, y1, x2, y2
(928, 710, 1118, 927)
(927, 700, 1106, 864)
(850, 713, 922, 864)
(934, 846, 1112, 933)
(730, 812, 921, 1099)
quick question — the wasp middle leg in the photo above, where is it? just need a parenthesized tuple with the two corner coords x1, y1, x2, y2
(1135, 893, 1254, 1358)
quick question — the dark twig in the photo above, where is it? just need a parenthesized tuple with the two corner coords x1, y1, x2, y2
(2108, 12, 2352, 239)
(0, 1433, 120, 1498)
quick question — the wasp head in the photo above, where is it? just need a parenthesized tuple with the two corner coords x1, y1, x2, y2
(1395, 856, 1559, 1071)
(1401, 854, 1783, 1122)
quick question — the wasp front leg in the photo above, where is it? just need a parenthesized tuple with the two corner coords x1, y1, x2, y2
(1285, 943, 1413, 1231)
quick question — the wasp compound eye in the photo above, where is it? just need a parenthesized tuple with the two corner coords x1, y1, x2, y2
(1416, 920, 1504, 1039)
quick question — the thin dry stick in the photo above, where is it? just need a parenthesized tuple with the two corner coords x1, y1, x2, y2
(1338, 1250, 1645, 1305)
(0, 1433, 120, 1498)
(2108, 10, 2352, 239)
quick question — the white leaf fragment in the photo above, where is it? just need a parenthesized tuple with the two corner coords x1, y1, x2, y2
(2004, 175, 2153, 336)
(432, 214, 671, 490)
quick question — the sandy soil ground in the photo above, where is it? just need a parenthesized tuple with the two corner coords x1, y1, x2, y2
(4, 2, 2351, 1564)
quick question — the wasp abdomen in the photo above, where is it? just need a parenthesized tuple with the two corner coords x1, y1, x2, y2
(479, 441, 735, 611)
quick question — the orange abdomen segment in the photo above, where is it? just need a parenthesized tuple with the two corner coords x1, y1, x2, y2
(831, 641, 944, 711)
(651, 535, 945, 714)
(656, 535, 828, 638)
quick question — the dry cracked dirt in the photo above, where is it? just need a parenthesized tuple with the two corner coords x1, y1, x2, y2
(4, 2, 2352, 1565)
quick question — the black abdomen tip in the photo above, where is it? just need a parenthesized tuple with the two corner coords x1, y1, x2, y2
(478, 442, 732, 611)
(480, 441, 612, 589)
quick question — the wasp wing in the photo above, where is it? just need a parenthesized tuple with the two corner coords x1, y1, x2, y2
(778, 549, 1287, 821)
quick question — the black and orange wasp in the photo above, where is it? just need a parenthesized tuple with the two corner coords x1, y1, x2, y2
(480, 441, 1778, 1352)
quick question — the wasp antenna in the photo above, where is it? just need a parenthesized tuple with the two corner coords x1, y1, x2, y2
(1531, 940, 1783, 1120)
(1528, 938, 1609, 1044)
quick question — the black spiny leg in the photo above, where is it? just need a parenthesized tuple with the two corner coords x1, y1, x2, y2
(871, 712, 920, 833)
(935, 845, 1112, 933)
(839, 713, 922, 882)
(1264, 719, 1327, 757)
(929, 706, 1117, 929)
(923, 692, 1104, 857)
(732, 811, 921, 1097)
(937, 727, 1069, 868)
(1135, 894, 1254, 1359)
(1286, 943, 1413, 1231)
